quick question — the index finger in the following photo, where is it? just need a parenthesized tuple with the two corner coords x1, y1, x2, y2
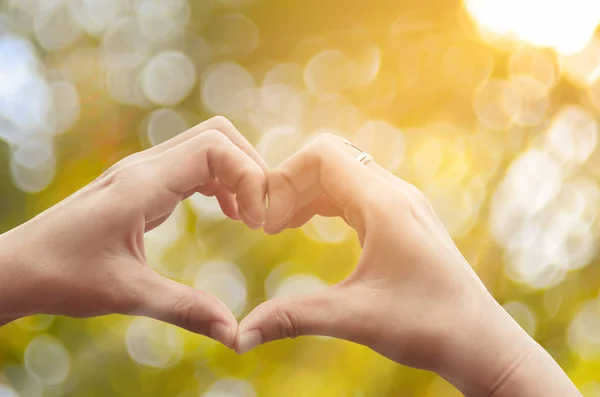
(151, 116, 270, 172)
(266, 133, 383, 235)
(139, 129, 267, 228)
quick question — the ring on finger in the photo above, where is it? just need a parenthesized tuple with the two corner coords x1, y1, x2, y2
(341, 138, 375, 165)
(356, 152, 374, 165)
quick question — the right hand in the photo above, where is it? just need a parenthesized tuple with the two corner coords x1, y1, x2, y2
(236, 133, 580, 396)
(0, 116, 268, 348)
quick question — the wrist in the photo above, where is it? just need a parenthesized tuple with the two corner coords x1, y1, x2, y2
(435, 294, 530, 394)
(436, 294, 579, 396)
(482, 342, 581, 397)
(0, 228, 37, 320)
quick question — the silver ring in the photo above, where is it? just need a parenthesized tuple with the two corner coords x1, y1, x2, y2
(342, 138, 374, 165)
(356, 152, 374, 165)
(342, 138, 365, 153)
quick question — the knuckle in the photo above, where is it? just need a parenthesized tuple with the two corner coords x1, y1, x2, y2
(268, 166, 295, 193)
(205, 115, 234, 133)
(201, 128, 231, 147)
(403, 182, 430, 209)
(387, 189, 424, 224)
(314, 136, 345, 159)
(201, 129, 239, 171)
(171, 293, 195, 329)
(304, 141, 331, 164)
(100, 162, 157, 197)
(235, 168, 254, 189)
(267, 168, 288, 191)
(290, 135, 340, 168)
(405, 182, 425, 199)
(242, 163, 265, 183)
(96, 164, 128, 190)
(312, 134, 337, 151)
(95, 154, 139, 184)
(302, 147, 323, 164)
(273, 304, 302, 339)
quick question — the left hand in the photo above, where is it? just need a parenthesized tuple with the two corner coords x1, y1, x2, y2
(235, 133, 580, 396)
(0, 116, 267, 348)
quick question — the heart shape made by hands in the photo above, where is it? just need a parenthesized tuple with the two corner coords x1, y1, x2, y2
(171, 129, 498, 386)
(2, 116, 532, 396)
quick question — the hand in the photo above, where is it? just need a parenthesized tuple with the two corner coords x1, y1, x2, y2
(0, 116, 267, 348)
(236, 134, 580, 396)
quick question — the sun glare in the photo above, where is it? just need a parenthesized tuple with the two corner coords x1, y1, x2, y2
(464, 0, 600, 54)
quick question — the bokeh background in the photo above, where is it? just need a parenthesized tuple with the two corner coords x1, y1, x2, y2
(1, 0, 600, 395)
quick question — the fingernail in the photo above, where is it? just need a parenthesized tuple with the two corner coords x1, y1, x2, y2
(265, 213, 292, 233)
(266, 194, 294, 228)
(208, 322, 233, 348)
(239, 206, 265, 228)
(236, 330, 263, 354)
(264, 224, 284, 235)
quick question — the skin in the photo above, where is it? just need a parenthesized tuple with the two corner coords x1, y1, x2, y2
(0, 116, 269, 348)
(0, 119, 580, 396)
(235, 133, 582, 396)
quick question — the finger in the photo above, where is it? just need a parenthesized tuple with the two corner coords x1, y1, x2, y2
(285, 194, 346, 230)
(99, 116, 269, 185)
(197, 181, 240, 221)
(265, 133, 382, 235)
(144, 182, 240, 233)
(236, 285, 362, 354)
(133, 270, 238, 348)
(145, 129, 267, 228)
(145, 213, 171, 233)
(214, 189, 240, 221)
(198, 180, 258, 225)
(150, 116, 269, 172)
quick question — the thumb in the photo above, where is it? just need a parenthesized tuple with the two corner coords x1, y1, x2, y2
(132, 270, 238, 349)
(235, 284, 359, 354)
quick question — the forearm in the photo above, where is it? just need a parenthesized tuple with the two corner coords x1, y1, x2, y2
(438, 296, 580, 396)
